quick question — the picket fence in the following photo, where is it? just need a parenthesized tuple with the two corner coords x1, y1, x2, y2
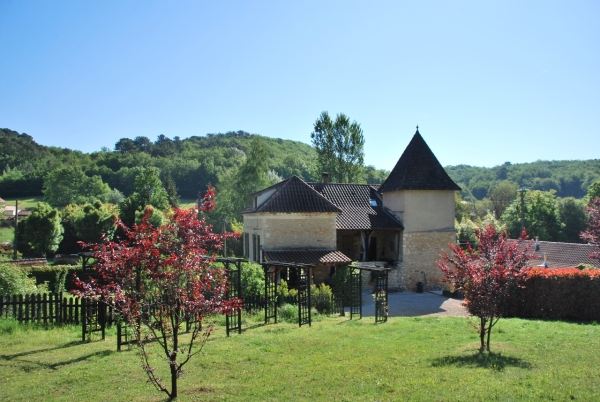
(0, 293, 114, 325)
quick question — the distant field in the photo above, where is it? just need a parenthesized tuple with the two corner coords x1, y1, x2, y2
(3, 196, 44, 210)
(178, 198, 197, 209)
(0, 227, 14, 243)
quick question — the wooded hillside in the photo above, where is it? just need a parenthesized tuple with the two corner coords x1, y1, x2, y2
(447, 160, 600, 201)
(1, 127, 598, 202)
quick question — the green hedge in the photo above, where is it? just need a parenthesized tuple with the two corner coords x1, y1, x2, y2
(19, 265, 83, 293)
(503, 268, 600, 321)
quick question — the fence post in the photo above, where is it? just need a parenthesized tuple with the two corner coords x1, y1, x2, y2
(43, 294, 48, 325)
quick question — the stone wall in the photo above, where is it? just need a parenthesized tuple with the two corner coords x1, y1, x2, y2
(243, 213, 338, 252)
(400, 230, 455, 291)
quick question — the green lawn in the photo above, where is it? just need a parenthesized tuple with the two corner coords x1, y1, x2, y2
(2, 196, 44, 211)
(1, 316, 598, 401)
(0, 227, 14, 244)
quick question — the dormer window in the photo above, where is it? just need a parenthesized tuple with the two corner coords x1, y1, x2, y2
(370, 199, 378, 207)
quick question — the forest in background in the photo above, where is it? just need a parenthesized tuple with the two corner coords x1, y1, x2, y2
(0, 128, 391, 200)
(2, 127, 599, 202)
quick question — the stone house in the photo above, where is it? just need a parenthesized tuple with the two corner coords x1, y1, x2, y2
(241, 128, 461, 291)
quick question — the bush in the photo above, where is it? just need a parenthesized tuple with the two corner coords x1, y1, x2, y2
(19, 265, 79, 292)
(0, 263, 49, 295)
(241, 262, 265, 299)
(503, 268, 600, 321)
(278, 303, 299, 323)
(311, 283, 334, 314)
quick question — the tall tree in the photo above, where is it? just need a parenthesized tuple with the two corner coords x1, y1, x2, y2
(585, 179, 600, 204)
(558, 197, 587, 243)
(214, 137, 277, 227)
(17, 203, 63, 258)
(488, 181, 518, 219)
(501, 190, 561, 241)
(438, 225, 533, 352)
(74, 189, 240, 399)
(310, 111, 365, 183)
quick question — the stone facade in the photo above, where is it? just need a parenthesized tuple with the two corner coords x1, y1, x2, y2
(243, 213, 338, 261)
(399, 230, 455, 291)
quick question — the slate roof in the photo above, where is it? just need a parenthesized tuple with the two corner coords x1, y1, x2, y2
(528, 240, 600, 268)
(308, 182, 404, 230)
(379, 128, 461, 193)
(244, 176, 403, 230)
(263, 249, 352, 266)
(250, 175, 342, 214)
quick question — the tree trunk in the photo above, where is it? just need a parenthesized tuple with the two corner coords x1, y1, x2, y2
(479, 317, 486, 352)
(486, 314, 494, 352)
(170, 363, 177, 399)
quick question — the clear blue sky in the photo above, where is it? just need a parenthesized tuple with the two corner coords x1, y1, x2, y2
(1, 1, 598, 171)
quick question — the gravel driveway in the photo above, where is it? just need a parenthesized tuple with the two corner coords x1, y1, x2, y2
(360, 291, 467, 317)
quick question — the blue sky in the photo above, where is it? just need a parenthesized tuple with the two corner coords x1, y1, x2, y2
(1, 1, 598, 171)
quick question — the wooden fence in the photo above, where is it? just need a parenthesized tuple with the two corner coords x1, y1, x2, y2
(0, 293, 114, 325)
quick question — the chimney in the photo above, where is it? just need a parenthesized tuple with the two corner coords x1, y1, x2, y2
(321, 172, 330, 184)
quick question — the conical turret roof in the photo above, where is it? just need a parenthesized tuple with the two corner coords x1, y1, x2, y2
(379, 128, 461, 193)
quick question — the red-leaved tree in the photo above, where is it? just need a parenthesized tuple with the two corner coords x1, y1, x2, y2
(581, 197, 600, 261)
(74, 187, 240, 399)
(438, 224, 533, 352)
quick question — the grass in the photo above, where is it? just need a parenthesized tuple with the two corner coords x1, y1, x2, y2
(178, 198, 198, 209)
(1, 315, 599, 401)
(0, 227, 14, 244)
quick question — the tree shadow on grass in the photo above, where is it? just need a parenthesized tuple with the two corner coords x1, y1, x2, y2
(5, 349, 114, 372)
(431, 352, 532, 372)
(0, 340, 83, 360)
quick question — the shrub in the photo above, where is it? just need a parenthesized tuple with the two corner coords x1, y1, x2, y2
(278, 303, 299, 323)
(241, 262, 265, 299)
(19, 265, 78, 292)
(0, 263, 49, 295)
(311, 283, 334, 314)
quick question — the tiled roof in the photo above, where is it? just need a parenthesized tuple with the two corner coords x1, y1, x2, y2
(309, 182, 404, 230)
(528, 240, 600, 268)
(251, 176, 342, 214)
(379, 129, 461, 192)
(263, 249, 352, 265)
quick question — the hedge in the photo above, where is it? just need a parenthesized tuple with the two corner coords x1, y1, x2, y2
(503, 268, 600, 321)
(19, 265, 83, 292)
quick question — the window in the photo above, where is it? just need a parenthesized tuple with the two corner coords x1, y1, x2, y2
(244, 233, 250, 258)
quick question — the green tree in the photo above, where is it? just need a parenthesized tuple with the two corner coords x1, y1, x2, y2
(43, 166, 110, 207)
(501, 190, 561, 241)
(135, 167, 169, 209)
(162, 173, 180, 208)
(74, 201, 118, 244)
(557, 197, 587, 243)
(119, 167, 170, 227)
(310, 111, 365, 183)
(17, 202, 63, 257)
(585, 179, 600, 203)
(214, 137, 278, 227)
(488, 181, 518, 219)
